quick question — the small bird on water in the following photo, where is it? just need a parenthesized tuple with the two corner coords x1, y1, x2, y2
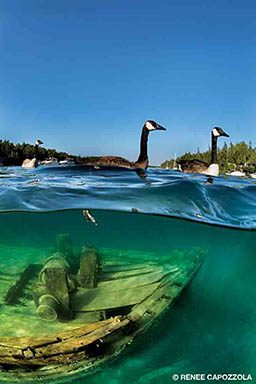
(82, 120, 166, 170)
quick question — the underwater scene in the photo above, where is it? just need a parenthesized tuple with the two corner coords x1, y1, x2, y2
(0, 167, 255, 383)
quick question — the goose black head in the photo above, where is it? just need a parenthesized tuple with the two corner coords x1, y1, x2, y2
(212, 127, 229, 138)
(145, 120, 166, 131)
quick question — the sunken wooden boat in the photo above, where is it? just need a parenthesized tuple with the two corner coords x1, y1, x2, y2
(0, 234, 206, 383)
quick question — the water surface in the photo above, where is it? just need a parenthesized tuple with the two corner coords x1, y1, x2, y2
(0, 166, 255, 383)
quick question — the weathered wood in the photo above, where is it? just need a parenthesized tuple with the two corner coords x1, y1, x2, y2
(43, 268, 71, 320)
(126, 261, 201, 323)
(4, 264, 39, 305)
(0, 317, 129, 365)
(128, 283, 180, 322)
(72, 282, 161, 312)
(0, 247, 205, 382)
(33, 317, 129, 358)
(0, 318, 114, 348)
(37, 294, 60, 321)
(39, 253, 70, 284)
(78, 247, 98, 288)
(98, 268, 178, 290)
(100, 266, 163, 281)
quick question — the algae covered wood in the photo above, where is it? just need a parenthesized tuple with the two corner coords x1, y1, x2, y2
(78, 247, 98, 288)
(0, 316, 129, 365)
(98, 267, 178, 290)
(72, 282, 161, 312)
(100, 265, 164, 281)
(43, 268, 71, 320)
(73, 264, 178, 312)
(4, 264, 39, 305)
(0, 245, 205, 383)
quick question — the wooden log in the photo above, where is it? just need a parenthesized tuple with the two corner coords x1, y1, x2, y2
(43, 268, 71, 320)
(39, 253, 70, 284)
(4, 264, 40, 305)
(77, 247, 98, 288)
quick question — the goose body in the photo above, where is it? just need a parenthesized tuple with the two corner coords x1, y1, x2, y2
(178, 160, 219, 176)
(84, 156, 135, 169)
(178, 127, 229, 177)
(83, 120, 166, 170)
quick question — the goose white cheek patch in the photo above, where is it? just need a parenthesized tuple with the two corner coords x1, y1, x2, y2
(145, 122, 155, 130)
(212, 128, 220, 137)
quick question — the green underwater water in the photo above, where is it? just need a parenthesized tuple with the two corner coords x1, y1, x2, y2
(0, 209, 255, 383)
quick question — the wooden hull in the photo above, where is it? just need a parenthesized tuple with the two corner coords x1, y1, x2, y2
(0, 247, 205, 382)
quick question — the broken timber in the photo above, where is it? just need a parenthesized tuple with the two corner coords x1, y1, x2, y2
(0, 246, 205, 383)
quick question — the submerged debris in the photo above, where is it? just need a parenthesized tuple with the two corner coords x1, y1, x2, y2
(83, 209, 98, 226)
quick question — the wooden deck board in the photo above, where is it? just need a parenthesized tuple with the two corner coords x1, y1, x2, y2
(100, 266, 163, 280)
(98, 267, 178, 290)
(72, 282, 161, 311)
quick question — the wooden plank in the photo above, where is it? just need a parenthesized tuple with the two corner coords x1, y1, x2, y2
(72, 282, 161, 312)
(104, 264, 156, 272)
(33, 317, 129, 358)
(127, 271, 184, 322)
(128, 284, 181, 322)
(98, 268, 178, 291)
(127, 260, 202, 323)
(0, 318, 115, 349)
(0, 317, 129, 366)
(100, 266, 162, 281)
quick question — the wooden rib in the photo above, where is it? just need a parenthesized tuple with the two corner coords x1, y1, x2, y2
(33, 317, 129, 358)
(128, 272, 185, 322)
(0, 318, 115, 349)
(0, 316, 129, 366)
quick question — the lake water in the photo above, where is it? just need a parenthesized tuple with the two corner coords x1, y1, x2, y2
(0, 166, 255, 383)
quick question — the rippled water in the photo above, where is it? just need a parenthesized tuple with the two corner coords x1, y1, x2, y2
(0, 166, 255, 228)
(0, 166, 255, 383)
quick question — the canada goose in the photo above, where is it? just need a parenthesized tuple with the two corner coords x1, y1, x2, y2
(178, 127, 229, 176)
(83, 120, 166, 170)
(21, 139, 43, 169)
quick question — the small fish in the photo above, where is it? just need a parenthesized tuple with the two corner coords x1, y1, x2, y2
(83, 209, 98, 226)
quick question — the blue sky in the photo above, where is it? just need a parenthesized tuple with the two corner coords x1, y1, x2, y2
(0, 0, 255, 164)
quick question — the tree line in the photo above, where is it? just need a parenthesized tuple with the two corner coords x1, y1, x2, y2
(0, 140, 96, 166)
(161, 141, 256, 173)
